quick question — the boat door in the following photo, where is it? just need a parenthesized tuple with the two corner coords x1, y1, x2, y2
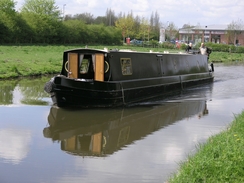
(94, 53, 104, 82)
(91, 132, 102, 154)
(63, 136, 76, 151)
(61, 132, 103, 154)
(67, 53, 78, 78)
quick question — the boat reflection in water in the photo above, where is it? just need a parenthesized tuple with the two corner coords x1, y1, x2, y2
(43, 100, 208, 157)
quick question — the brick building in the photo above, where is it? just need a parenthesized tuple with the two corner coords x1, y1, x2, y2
(179, 24, 244, 45)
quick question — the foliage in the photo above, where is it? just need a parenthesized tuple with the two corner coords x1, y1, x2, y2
(0, 0, 125, 44)
(71, 13, 95, 24)
(114, 12, 162, 43)
(169, 111, 244, 183)
(62, 20, 87, 44)
(0, 0, 163, 45)
(0, 0, 243, 47)
(158, 42, 176, 49)
(115, 12, 135, 42)
(0, 0, 16, 15)
(0, 0, 21, 43)
(203, 42, 244, 54)
(20, 0, 62, 43)
(21, 0, 61, 18)
(139, 17, 150, 41)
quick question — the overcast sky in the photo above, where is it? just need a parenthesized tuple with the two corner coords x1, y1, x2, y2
(15, 0, 244, 28)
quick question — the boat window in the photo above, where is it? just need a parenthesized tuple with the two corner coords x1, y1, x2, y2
(80, 58, 90, 74)
(121, 58, 132, 75)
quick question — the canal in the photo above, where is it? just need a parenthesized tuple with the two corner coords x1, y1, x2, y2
(0, 63, 244, 183)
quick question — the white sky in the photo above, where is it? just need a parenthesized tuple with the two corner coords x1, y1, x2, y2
(15, 0, 244, 28)
(0, 128, 31, 164)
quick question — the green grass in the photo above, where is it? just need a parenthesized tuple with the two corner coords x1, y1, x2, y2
(0, 45, 64, 79)
(210, 51, 244, 62)
(0, 45, 243, 79)
(169, 111, 244, 183)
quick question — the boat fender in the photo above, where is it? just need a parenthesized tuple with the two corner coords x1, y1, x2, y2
(210, 62, 214, 72)
(103, 136, 107, 148)
(64, 61, 69, 72)
(44, 77, 55, 94)
(105, 61, 109, 73)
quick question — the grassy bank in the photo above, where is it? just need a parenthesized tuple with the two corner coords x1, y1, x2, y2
(0, 45, 244, 79)
(169, 111, 244, 183)
(0, 45, 64, 79)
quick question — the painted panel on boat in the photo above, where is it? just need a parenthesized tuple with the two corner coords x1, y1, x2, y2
(68, 53, 78, 78)
(121, 58, 133, 75)
(109, 52, 161, 81)
(95, 54, 104, 82)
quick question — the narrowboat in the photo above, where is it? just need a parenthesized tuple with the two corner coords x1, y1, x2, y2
(43, 100, 209, 156)
(44, 48, 214, 108)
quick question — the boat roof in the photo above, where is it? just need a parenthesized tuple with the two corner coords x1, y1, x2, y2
(64, 48, 109, 54)
(64, 47, 194, 55)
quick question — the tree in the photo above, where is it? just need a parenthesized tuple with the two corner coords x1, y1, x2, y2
(0, 0, 16, 15)
(0, 0, 15, 43)
(73, 13, 95, 24)
(182, 24, 193, 42)
(21, 0, 60, 18)
(139, 17, 150, 42)
(115, 12, 135, 43)
(63, 19, 88, 44)
(0, 21, 10, 43)
(20, 0, 62, 43)
(0, 0, 27, 43)
(149, 11, 160, 41)
(105, 8, 116, 26)
(133, 15, 141, 39)
(0, 4, 166, 44)
(165, 22, 178, 41)
(227, 19, 244, 44)
(94, 16, 106, 24)
(153, 11, 160, 40)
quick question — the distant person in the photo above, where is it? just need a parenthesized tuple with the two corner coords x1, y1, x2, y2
(199, 43, 212, 60)
(185, 42, 192, 52)
(199, 43, 206, 55)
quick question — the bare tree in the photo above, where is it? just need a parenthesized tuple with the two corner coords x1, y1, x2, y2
(73, 13, 95, 24)
(227, 19, 244, 44)
(164, 21, 178, 41)
(181, 24, 193, 43)
(105, 8, 116, 26)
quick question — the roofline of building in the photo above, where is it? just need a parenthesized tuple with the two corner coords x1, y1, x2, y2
(179, 24, 244, 31)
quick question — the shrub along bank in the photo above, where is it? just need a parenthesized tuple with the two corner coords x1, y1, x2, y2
(169, 111, 244, 183)
(180, 42, 244, 54)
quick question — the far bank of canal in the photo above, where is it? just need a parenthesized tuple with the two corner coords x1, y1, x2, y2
(0, 45, 244, 80)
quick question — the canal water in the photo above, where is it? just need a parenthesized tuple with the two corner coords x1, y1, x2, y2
(0, 63, 244, 183)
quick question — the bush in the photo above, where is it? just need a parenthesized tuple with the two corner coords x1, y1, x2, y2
(203, 42, 244, 53)
(158, 42, 175, 49)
